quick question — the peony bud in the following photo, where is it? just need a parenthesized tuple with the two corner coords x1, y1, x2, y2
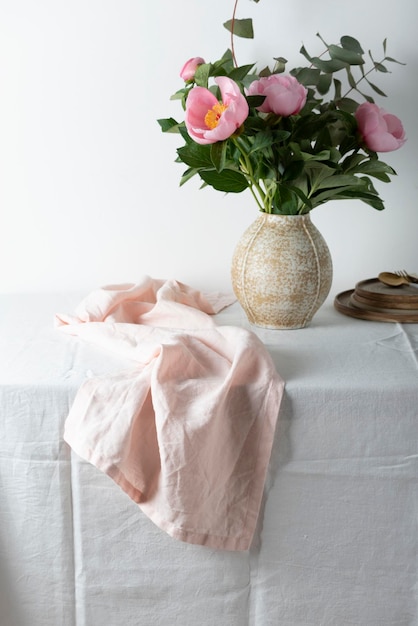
(355, 102, 406, 152)
(180, 57, 206, 81)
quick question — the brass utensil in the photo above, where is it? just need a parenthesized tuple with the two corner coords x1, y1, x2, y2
(378, 271, 410, 287)
(395, 270, 418, 284)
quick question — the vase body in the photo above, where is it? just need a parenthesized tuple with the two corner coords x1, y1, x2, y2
(231, 213, 333, 329)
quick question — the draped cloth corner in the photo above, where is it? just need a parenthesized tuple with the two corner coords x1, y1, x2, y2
(56, 276, 284, 551)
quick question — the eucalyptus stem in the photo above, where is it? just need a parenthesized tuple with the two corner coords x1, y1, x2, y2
(230, 0, 239, 68)
(341, 61, 384, 99)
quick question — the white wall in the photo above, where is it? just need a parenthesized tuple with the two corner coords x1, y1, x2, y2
(1, 0, 417, 297)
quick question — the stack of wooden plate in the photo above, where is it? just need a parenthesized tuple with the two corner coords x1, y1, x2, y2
(334, 278, 418, 322)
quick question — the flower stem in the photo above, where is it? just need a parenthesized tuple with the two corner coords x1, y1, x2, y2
(232, 137, 270, 212)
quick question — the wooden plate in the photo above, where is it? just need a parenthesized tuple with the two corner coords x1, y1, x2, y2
(351, 290, 418, 311)
(334, 290, 418, 323)
(354, 278, 418, 305)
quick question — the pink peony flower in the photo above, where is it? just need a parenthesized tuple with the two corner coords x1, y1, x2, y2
(185, 76, 249, 145)
(180, 57, 206, 81)
(247, 74, 307, 116)
(355, 102, 406, 152)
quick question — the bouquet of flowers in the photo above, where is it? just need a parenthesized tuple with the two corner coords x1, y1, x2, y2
(158, 0, 406, 215)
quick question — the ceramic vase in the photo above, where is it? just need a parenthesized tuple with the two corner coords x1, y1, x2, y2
(231, 213, 333, 329)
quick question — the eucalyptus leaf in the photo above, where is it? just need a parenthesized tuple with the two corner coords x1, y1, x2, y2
(373, 61, 389, 73)
(328, 44, 364, 65)
(291, 66, 321, 87)
(385, 56, 406, 65)
(340, 36, 364, 54)
(223, 18, 254, 39)
(258, 66, 272, 78)
(272, 57, 287, 73)
(345, 67, 357, 89)
(336, 97, 359, 113)
(317, 73, 332, 95)
(333, 78, 342, 100)
(309, 56, 347, 73)
(365, 80, 387, 97)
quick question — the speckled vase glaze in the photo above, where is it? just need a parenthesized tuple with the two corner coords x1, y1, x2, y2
(231, 213, 333, 329)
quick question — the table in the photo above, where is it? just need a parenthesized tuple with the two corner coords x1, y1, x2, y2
(1, 292, 417, 626)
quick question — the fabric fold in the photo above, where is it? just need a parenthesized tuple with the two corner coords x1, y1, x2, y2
(57, 276, 284, 551)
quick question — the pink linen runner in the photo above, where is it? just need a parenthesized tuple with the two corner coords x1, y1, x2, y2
(56, 277, 284, 551)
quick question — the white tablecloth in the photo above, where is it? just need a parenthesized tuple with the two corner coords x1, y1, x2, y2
(1, 293, 417, 626)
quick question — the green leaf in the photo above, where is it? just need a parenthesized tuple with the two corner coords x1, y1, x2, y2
(341, 153, 369, 171)
(177, 143, 213, 169)
(212, 49, 234, 72)
(304, 161, 335, 184)
(194, 63, 211, 88)
(157, 118, 181, 133)
(315, 174, 363, 190)
(223, 18, 254, 39)
(300, 149, 333, 162)
(272, 185, 300, 215)
(310, 174, 386, 209)
(248, 130, 275, 154)
(178, 124, 192, 143)
(170, 89, 187, 101)
(282, 160, 305, 182)
(246, 94, 266, 108)
(229, 64, 255, 82)
(210, 141, 227, 173)
(350, 159, 396, 180)
(179, 167, 199, 186)
(199, 169, 249, 193)
(312, 186, 379, 206)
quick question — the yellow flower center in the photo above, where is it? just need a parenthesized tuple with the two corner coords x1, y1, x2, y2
(204, 102, 228, 129)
